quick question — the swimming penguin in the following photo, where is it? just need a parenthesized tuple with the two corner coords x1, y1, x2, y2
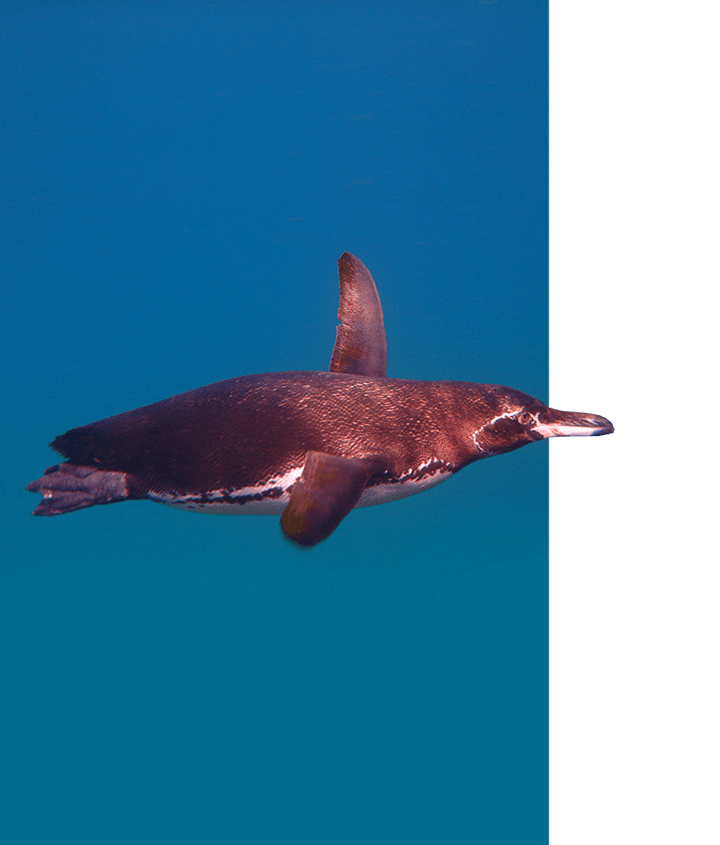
(27, 253, 613, 546)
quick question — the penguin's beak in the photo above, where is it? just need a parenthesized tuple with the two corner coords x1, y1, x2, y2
(533, 408, 614, 439)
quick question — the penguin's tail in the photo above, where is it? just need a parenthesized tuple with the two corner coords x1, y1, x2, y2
(27, 463, 130, 516)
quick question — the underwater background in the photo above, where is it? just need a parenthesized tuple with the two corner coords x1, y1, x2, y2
(1, 3, 548, 842)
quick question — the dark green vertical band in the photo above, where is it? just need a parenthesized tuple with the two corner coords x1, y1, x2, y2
(551, 0, 720, 845)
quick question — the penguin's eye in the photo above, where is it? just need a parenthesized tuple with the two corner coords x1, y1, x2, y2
(517, 412, 533, 425)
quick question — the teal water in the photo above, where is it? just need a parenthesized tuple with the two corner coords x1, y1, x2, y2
(1, 3, 548, 842)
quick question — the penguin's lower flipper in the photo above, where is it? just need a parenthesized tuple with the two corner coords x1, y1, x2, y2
(27, 463, 129, 516)
(281, 451, 387, 546)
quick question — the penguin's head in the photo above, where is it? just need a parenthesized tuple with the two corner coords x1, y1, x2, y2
(470, 387, 614, 457)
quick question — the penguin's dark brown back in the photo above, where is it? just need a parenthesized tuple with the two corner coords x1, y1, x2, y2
(50, 372, 494, 499)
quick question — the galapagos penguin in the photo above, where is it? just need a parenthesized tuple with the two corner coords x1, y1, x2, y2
(27, 253, 613, 546)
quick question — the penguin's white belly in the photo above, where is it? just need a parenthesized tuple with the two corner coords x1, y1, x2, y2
(150, 464, 453, 515)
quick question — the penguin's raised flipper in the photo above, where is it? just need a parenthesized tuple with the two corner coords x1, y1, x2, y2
(281, 451, 387, 546)
(27, 463, 129, 516)
(329, 253, 387, 378)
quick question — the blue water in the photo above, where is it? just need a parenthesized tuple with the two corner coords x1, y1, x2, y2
(1, 3, 548, 842)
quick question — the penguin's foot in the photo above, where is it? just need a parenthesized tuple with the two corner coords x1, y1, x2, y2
(27, 463, 129, 516)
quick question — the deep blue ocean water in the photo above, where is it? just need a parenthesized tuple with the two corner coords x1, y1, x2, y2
(1, 3, 548, 842)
